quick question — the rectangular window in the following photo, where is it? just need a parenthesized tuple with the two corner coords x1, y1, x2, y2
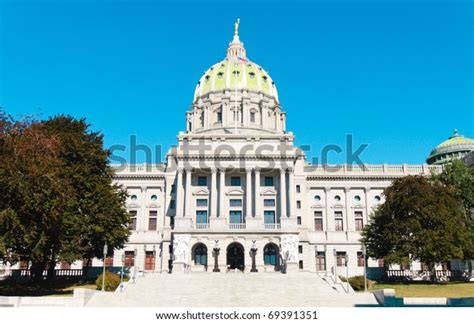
(296, 200, 301, 209)
(171, 184, 176, 193)
(124, 251, 135, 267)
(217, 111, 222, 123)
(299, 260, 304, 269)
(298, 245, 303, 254)
(169, 200, 175, 209)
(230, 176, 241, 186)
(250, 111, 255, 123)
(316, 251, 326, 271)
(336, 251, 347, 267)
(296, 185, 301, 193)
(357, 251, 365, 267)
(355, 211, 364, 231)
(314, 211, 323, 231)
(148, 210, 157, 231)
(197, 176, 207, 186)
(297, 216, 302, 225)
(229, 199, 242, 207)
(335, 211, 344, 231)
(264, 210, 276, 224)
(129, 210, 137, 230)
(263, 199, 275, 207)
(229, 210, 242, 224)
(264, 176, 274, 186)
(196, 199, 208, 207)
(196, 210, 208, 224)
(145, 251, 155, 271)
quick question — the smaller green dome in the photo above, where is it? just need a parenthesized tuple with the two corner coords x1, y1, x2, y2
(427, 129, 474, 165)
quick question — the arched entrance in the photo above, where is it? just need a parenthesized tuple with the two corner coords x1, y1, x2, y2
(192, 243, 208, 267)
(264, 243, 280, 270)
(227, 242, 245, 271)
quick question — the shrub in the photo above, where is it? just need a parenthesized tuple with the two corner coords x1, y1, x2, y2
(95, 271, 121, 291)
(339, 276, 370, 291)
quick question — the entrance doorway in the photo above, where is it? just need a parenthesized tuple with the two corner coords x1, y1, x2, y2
(226, 242, 245, 271)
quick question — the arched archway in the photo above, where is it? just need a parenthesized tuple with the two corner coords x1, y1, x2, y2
(227, 242, 245, 271)
(264, 243, 280, 270)
(192, 243, 208, 267)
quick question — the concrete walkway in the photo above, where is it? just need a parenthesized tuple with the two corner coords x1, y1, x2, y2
(87, 272, 378, 307)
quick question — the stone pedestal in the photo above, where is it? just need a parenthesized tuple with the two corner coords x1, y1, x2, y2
(285, 262, 299, 274)
(174, 217, 192, 230)
(173, 262, 186, 274)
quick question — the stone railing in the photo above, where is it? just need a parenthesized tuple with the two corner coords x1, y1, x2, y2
(229, 223, 246, 229)
(111, 163, 166, 173)
(195, 223, 210, 229)
(264, 223, 281, 230)
(304, 164, 442, 176)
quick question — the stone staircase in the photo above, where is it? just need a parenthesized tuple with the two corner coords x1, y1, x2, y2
(87, 272, 378, 307)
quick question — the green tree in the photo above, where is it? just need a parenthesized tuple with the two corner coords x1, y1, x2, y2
(0, 112, 73, 281)
(0, 110, 130, 281)
(362, 175, 473, 281)
(431, 159, 474, 265)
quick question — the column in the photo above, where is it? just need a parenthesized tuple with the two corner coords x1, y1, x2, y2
(324, 187, 331, 233)
(219, 168, 226, 217)
(246, 168, 252, 218)
(254, 168, 261, 218)
(184, 168, 192, 217)
(344, 187, 352, 232)
(279, 168, 287, 218)
(210, 168, 217, 218)
(288, 167, 295, 217)
(140, 186, 147, 230)
(176, 168, 184, 217)
(364, 187, 370, 229)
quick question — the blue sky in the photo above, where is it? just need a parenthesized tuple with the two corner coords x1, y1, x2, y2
(0, 0, 472, 164)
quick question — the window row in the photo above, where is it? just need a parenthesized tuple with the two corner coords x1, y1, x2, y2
(313, 194, 381, 203)
(196, 176, 275, 187)
(130, 194, 158, 201)
(313, 211, 364, 232)
(128, 210, 158, 231)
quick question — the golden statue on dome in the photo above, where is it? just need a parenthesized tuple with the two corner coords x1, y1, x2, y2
(234, 18, 240, 35)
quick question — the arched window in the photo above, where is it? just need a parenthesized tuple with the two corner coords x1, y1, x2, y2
(193, 244, 207, 266)
(264, 244, 278, 266)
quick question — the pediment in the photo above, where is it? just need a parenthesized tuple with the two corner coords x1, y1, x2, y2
(192, 188, 209, 196)
(260, 188, 277, 196)
(226, 188, 244, 196)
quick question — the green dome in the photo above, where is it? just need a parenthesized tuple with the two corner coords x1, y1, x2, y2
(193, 58, 278, 103)
(193, 19, 278, 103)
(427, 130, 474, 165)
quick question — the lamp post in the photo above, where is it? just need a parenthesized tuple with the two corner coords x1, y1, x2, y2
(101, 243, 108, 292)
(363, 244, 368, 293)
(213, 240, 220, 272)
(345, 254, 349, 293)
(132, 247, 138, 283)
(120, 253, 125, 293)
(250, 240, 258, 273)
(160, 233, 164, 274)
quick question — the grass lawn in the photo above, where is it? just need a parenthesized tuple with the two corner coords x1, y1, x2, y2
(0, 280, 97, 297)
(370, 282, 474, 298)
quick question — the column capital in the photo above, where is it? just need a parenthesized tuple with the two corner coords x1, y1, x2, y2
(218, 167, 226, 173)
(287, 166, 294, 173)
(245, 167, 253, 173)
(279, 167, 287, 174)
(344, 187, 351, 193)
(254, 167, 261, 173)
(364, 187, 371, 193)
(177, 167, 184, 174)
(324, 187, 331, 193)
(184, 167, 193, 173)
(210, 167, 218, 174)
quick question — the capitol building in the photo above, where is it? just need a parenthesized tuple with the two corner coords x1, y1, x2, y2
(13, 21, 474, 279)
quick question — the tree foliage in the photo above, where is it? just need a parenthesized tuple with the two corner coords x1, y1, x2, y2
(0, 109, 129, 281)
(362, 175, 473, 280)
